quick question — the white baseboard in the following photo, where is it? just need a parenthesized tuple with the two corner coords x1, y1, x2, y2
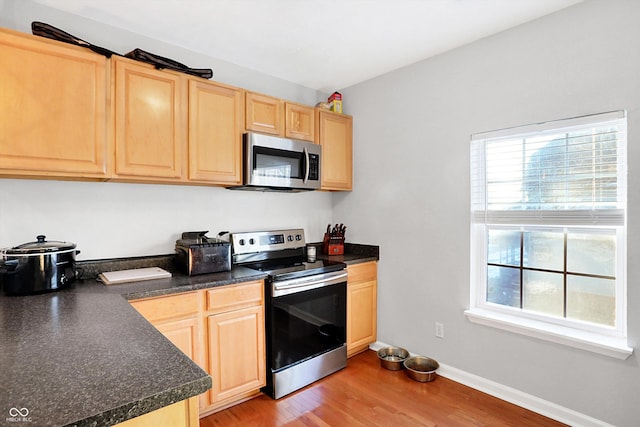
(369, 341, 612, 427)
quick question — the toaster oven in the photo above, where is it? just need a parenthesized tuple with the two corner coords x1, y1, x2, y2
(175, 231, 231, 276)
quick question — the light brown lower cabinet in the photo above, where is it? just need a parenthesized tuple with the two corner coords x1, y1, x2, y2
(129, 291, 208, 409)
(207, 305, 265, 405)
(114, 397, 199, 427)
(346, 261, 378, 357)
(130, 280, 266, 417)
(204, 280, 266, 414)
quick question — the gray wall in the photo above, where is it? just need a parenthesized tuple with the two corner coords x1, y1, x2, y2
(0, 0, 333, 260)
(338, 1, 639, 425)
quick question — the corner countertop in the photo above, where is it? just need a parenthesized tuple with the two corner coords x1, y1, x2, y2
(0, 245, 377, 426)
(0, 262, 266, 427)
(1, 290, 208, 427)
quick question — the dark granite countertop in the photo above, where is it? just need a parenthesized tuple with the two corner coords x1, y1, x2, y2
(0, 245, 376, 426)
(76, 255, 269, 300)
(312, 242, 380, 265)
(0, 289, 210, 427)
(0, 258, 267, 427)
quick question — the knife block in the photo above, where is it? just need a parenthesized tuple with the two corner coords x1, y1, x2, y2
(322, 233, 344, 255)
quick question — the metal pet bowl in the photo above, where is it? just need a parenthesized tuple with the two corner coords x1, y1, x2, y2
(377, 346, 410, 371)
(403, 356, 439, 382)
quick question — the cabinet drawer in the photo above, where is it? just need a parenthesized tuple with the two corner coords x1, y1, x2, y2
(131, 292, 200, 322)
(206, 281, 264, 314)
(347, 261, 377, 284)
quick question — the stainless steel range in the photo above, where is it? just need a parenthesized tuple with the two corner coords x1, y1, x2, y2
(231, 228, 347, 399)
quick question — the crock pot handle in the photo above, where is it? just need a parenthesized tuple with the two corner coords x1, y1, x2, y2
(36, 235, 46, 243)
(0, 258, 27, 275)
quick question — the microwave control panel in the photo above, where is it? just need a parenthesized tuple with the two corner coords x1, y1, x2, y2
(308, 153, 319, 181)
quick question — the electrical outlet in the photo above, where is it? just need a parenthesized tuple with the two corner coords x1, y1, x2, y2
(435, 322, 444, 338)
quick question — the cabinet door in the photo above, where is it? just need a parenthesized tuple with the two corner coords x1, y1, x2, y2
(347, 280, 377, 357)
(130, 293, 204, 366)
(245, 92, 283, 136)
(154, 317, 203, 366)
(317, 111, 353, 190)
(207, 305, 266, 403)
(114, 397, 198, 427)
(347, 261, 377, 357)
(285, 102, 315, 142)
(0, 29, 107, 178)
(114, 57, 185, 180)
(154, 317, 209, 411)
(188, 80, 243, 184)
(130, 293, 207, 410)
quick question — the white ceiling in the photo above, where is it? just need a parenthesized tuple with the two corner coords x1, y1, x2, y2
(32, 0, 582, 92)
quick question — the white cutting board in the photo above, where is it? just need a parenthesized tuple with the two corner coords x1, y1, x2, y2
(99, 267, 171, 285)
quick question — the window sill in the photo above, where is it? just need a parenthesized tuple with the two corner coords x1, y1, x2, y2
(464, 308, 633, 360)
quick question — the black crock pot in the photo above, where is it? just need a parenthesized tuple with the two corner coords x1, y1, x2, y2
(0, 235, 80, 296)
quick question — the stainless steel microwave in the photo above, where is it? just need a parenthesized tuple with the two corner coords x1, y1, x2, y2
(228, 132, 321, 192)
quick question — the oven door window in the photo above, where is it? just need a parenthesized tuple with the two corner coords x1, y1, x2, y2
(254, 146, 304, 179)
(270, 282, 346, 372)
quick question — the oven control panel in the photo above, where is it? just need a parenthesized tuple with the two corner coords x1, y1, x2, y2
(231, 228, 306, 255)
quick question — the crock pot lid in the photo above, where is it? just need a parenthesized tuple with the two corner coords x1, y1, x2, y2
(7, 235, 76, 254)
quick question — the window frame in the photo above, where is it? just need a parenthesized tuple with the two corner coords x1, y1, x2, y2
(466, 111, 632, 360)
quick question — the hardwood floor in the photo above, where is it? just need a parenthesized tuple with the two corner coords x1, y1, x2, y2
(200, 350, 567, 427)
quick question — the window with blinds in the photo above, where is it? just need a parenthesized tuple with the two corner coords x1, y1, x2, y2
(469, 111, 627, 337)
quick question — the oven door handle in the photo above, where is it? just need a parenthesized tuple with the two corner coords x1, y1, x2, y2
(272, 270, 347, 297)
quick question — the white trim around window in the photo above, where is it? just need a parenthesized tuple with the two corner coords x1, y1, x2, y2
(468, 111, 632, 360)
(464, 307, 632, 360)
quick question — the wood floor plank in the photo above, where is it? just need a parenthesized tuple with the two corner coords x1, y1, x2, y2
(200, 350, 567, 427)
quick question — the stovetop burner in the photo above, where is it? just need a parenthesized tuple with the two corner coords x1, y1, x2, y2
(230, 228, 346, 281)
(244, 257, 346, 281)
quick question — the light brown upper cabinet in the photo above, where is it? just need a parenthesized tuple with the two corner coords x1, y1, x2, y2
(317, 110, 353, 191)
(245, 91, 283, 136)
(188, 80, 244, 185)
(284, 102, 315, 142)
(0, 26, 354, 192)
(112, 56, 186, 181)
(245, 93, 315, 143)
(0, 28, 108, 179)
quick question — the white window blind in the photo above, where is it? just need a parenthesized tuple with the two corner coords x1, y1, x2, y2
(471, 111, 626, 226)
(468, 111, 631, 358)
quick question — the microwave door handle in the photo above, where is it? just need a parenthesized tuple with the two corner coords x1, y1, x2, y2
(303, 147, 310, 183)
